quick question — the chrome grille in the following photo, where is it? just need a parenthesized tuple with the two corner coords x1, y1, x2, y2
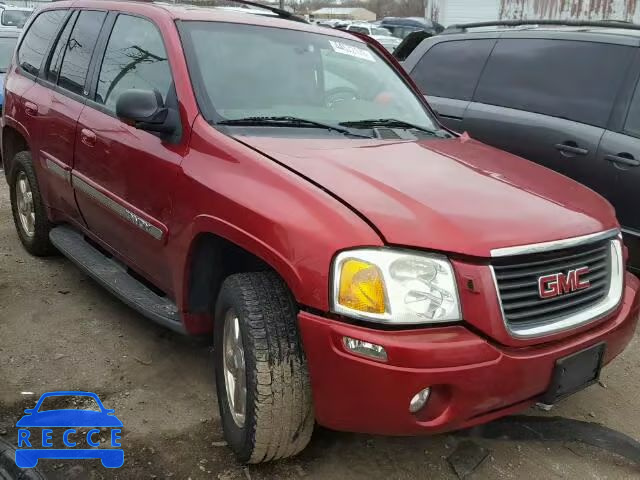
(492, 237, 615, 336)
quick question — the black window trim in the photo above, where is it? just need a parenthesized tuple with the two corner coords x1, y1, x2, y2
(16, 8, 71, 81)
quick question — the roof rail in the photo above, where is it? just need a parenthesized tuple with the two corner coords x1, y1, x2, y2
(161, 0, 308, 23)
(444, 19, 640, 34)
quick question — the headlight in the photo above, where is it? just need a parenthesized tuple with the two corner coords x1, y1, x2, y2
(331, 249, 461, 325)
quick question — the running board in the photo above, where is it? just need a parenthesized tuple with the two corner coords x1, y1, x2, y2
(50, 225, 185, 334)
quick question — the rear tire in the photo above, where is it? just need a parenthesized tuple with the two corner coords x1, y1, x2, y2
(213, 271, 314, 463)
(9, 151, 55, 256)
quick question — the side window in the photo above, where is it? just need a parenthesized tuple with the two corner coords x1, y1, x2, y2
(96, 15, 172, 112)
(58, 10, 106, 96)
(17, 9, 67, 76)
(475, 39, 635, 128)
(624, 83, 640, 138)
(410, 40, 495, 101)
(46, 11, 77, 83)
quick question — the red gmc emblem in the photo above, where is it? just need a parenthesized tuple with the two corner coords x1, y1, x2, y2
(538, 267, 591, 299)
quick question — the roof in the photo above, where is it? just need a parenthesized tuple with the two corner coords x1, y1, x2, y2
(41, 0, 360, 41)
(438, 25, 640, 46)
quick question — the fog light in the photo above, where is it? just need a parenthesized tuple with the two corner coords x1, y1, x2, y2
(409, 388, 431, 413)
(343, 337, 387, 362)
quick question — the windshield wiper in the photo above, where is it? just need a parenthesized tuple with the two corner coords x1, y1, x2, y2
(339, 118, 449, 137)
(218, 116, 373, 139)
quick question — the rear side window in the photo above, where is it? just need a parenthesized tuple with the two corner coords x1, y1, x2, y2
(410, 39, 495, 101)
(95, 14, 172, 112)
(58, 10, 106, 96)
(17, 9, 67, 76)
(475, 39, 635, 128)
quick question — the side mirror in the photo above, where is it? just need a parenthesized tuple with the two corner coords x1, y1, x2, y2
(116, 89, 178, 135)
(23, 408, 35, 414)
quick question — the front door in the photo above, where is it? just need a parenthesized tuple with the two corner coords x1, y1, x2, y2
(72, 13, 180, 293)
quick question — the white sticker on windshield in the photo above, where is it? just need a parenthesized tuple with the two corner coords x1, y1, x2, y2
(329, 40, 376, 62)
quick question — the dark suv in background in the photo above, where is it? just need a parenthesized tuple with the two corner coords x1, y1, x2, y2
(400, 21, 640, 274)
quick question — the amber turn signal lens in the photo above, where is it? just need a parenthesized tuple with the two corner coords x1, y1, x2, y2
(338, 259, 386, 314)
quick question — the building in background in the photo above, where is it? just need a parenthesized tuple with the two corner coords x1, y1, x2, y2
(312, 7, 376, 21)
(425, 0, 640, 26)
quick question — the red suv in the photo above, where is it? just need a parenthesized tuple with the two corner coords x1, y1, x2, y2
(3, 0, 639, 464)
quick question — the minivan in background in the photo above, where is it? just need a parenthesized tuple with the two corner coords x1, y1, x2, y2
(400, 20, 640, 274)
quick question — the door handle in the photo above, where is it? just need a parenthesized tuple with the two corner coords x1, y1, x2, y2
(80, 128, 96, 147)
(555, 142, 589, 157)
(605, 153, 639, 167)
(24, 101, 38, 117)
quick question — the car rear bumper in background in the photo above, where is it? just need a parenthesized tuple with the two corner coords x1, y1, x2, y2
(298, 272, 640, 436)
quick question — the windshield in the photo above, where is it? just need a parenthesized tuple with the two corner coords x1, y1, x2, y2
(0, 36, 17, 72)
(179, 22, 437, 132)
(1, 10, 31, 28)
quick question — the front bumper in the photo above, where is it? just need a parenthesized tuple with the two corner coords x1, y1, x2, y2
(298, 272, 640, 435)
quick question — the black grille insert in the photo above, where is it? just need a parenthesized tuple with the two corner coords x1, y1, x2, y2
(492, 240, 612, 328)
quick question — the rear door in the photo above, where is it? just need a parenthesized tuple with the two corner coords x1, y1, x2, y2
(8, 9, 70, 214)
(464, 37, 635, 192)
(404, 38, 496, 131)
(36, 10, 108, 226)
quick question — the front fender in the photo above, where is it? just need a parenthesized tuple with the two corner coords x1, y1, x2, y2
(168, 118, 384, 325)
(190, 213, 305, 298)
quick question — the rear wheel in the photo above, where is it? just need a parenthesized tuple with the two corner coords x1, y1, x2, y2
(9, 151, 55, 256)
(213, 271, 314, 463)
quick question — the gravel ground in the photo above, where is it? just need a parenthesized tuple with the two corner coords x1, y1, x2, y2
(0, 176, 639, 479)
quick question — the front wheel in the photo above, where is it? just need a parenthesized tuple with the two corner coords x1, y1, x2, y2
(213, 272, 314, 463)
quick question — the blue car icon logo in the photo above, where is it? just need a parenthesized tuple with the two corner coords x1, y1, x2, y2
(15, 391, 124, 468)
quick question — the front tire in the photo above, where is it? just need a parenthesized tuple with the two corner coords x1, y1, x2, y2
(9, 151, 54, 256)
(214, 272, 314, 463)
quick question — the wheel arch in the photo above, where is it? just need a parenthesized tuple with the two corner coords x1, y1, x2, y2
(178, 215, 305, 334)
(2, 123, 30, 180)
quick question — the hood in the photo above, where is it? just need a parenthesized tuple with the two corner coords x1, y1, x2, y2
(237, 135, 616, 258)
